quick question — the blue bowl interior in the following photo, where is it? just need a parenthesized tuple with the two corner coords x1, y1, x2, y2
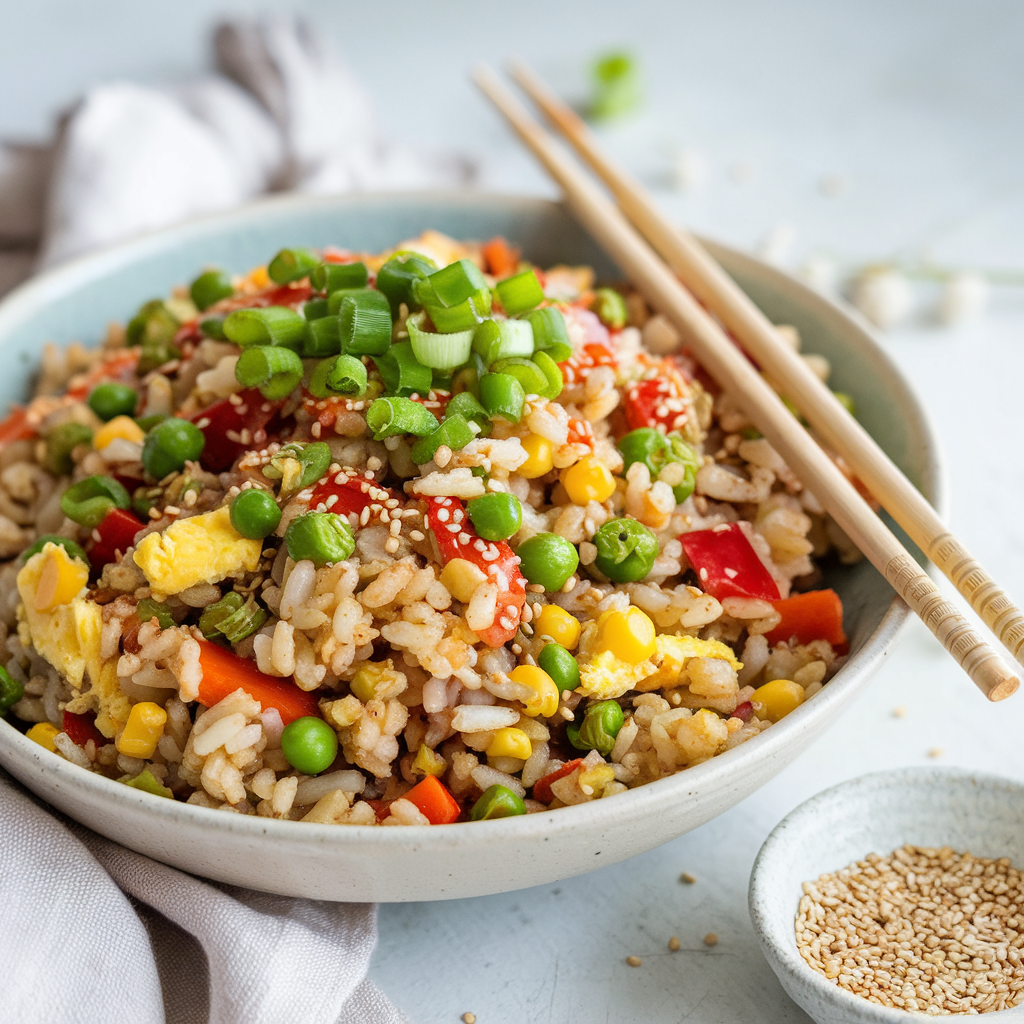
(0, 192, 940, 661)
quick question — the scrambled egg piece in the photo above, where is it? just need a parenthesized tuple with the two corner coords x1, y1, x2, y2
(578, 630, 742, 700)
(134, 506, 262, 596)
(17, 549, 127, 738)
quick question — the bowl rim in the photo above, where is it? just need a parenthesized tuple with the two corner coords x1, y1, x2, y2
(748, 766, 1024, 1022)
(0, 189, 945, 851)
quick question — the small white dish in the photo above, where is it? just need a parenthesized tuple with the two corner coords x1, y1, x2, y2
(749, 767, 1024, 1023)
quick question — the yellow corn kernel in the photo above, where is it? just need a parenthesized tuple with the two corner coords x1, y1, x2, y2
(26, 722, 60, 752)
(534, 604, 581, 650)
(752, 678, 806, 723)
(33, 543, 89, 613)
(519, 434, 554, 479)
(594, 607, 657, 664)
(562, 455, 617, 505)
(93, 415, 145, 450)
(412, 743, 447, 777)
(117, 701, 167, 759)
(579, 762, 616, 797)
(350, 660, 406, 703)
(439, 557, 488, 603)
(486, 727, 533, 760)
(510, 664, 560, 718)
(248, 265, 270, 290)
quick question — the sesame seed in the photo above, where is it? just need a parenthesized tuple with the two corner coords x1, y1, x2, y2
(409, 530, 425, 542)
(625, 956, 642, 968)
(668, 936, 681, 952)
(893, 705, 908, 718)
(703, 933, 718, 947)
(680, 872, 696, 884)
(384, 537, 400, 554)
(462, 1015, 476, 1024)
(928, 747, 945, 758)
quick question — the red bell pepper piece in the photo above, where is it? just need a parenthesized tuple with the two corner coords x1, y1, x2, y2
(309, 472, 399, 519)
(481, 237, 520, 279)
(559, 343, 617, 387)
(195, 640, 319, 724)
(622, 360, 693, 434)
(0, 406, 35, 444)
(411, 389, 450, 420)
(402, 775, 461, 825)
(62, 710, 106, 748)
(765, 589, 847, 650)
(425, 496, 525, 647)
(88, 508, 145, 568)
(532, 758, 584, 804)
(190, 387, 283, 472)
(679, 523, 781, 602)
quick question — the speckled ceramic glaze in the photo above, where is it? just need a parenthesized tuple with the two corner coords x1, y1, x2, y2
(0, 193, 944, 902)
(749, 768, 1024, 1023)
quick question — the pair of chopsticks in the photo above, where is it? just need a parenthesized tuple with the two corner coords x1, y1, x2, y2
(475, 62, 1021, 701)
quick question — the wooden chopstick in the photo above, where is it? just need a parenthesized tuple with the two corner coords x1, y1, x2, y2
(473, 64, 1019, 701)
(508, 59, 1024, 677)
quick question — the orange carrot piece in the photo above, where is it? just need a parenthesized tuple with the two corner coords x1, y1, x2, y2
(481, 236, 520, 279)
(765, 589, 847, 649)
(532, 758, 584, 804)
(403, 775, 461, 825)
(196, 640, 319, 724)
(0, 406, 35, 444)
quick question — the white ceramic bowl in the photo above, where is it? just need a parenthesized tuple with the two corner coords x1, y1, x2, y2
(749, 768, 1024, 1023)
(0, 192, 943, 902)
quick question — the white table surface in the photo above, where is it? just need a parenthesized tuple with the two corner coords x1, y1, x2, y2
(4, 2, 1024, 1021)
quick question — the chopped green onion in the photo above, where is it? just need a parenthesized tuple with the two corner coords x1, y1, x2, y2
(223, 306, 308, 350)
(496, 269, 545, 315)
(199, 591, 267, 643)
(285, 512, 356, 565)
(304, 315, 343, 358)
(531, 350, 564, 399)
(490, 357, 549, 397)
(451, 366, 479, 397)
(267, 247, 320, 284)
(366, 397, 439, 440)
(141, 418, 205, 479)
(190, 269, 234, 311)
(407, 312, 474, 370)
(410, 414, 475, 465)
(263, 441, 332, 494)
(373, 341, 432, 397)
(376, 252, 435, 315)
(589, 51, 642, 121)
(479, 373, 525, 422)
(0, 665, 24, 716)
(445, 392, 491, 436)
(88, 382, 138, 422)
(310, 261, 368, 293)
(20, 535, 89, 566)
(60, 475, 131, 528)
(127, 299, 179, 348)
(418, 259, 488, 308)
(590, 288, 627, 329)
(327, 287, 368, 315)
(199, 317, 226, 340)
(524, 307, 572, 362)
(234, 346, 304, 400)
(472, 318, 534, 365)
(44, 422, 93, 475)
(229, 489, 282, 539)
(338, 290, 392, 357)
(137, 597, 176, 630)
(303, 298, 330, 321)
(308, 354, 367, 397)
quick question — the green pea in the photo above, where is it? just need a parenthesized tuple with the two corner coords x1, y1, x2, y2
(189, 269, 234, 311)
(590, 288, 628, 329)
(285, 512, 355, 566)
(87, 382, 138, 422)
(617, 428, 700, 504)
(136, 598, 176, 630)
(470, 784, 527, 821)
(60, 475, 131, 528)
(0, 665, 24, 715)
(281, 716, 339, 775)
(20, 534, 89, 566)
(515, 533, 579, 592)
(141, 417, 205, 480)
(537, 642, 580, 694)
(44, 422, 93, 476)
(569, 700, 625, 755)
(230, 489, 282, 540)
(134, 414, 167, 433)
(591, 517, 658, 583)
(466, 493, 522, 542)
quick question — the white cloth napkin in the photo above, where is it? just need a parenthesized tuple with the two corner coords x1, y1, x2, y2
(1, 770, 408, 1024)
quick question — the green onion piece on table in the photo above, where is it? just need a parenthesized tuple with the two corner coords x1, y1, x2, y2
(199, 591, 267, 643)
(229, 489, 282, 539)
(20, 535, 89, 566)
(267, 247, 320, 284)
(589, 51, 642, 121)
(0, 665, 25, 716)
(44, 422, 93, 476)
(285, 512, 356, 566)
(523, 306, 572, 362)
(410, 414, 475, 465)
(88, 382, 138, 422)
(375, 252, 435, 315)
(515, 533, 580, 592)
(407, 312, 474, 370)
(137, 597, 176, 630)
(337, 290, 393, 357)
(365, 397, 439, 440)
(537, 642, 580, 694)
(445, 392, 491, 437)
(189, 269, 234, 311)
(470, 784, 526, 820)
(496, 268, 545, 316)
(591, 517, 658, 583)
(235, 345, 304, 400)
(310, 261, 368, 293)
(479, 372, 525, 422)
(60, 475, 131, 528)
(141, 418, 206, 480)
(466, 492, 522, 541)
(373, 341, 432, 397)
(223, 306, 308, 350)
(589, 288, 627, 329)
